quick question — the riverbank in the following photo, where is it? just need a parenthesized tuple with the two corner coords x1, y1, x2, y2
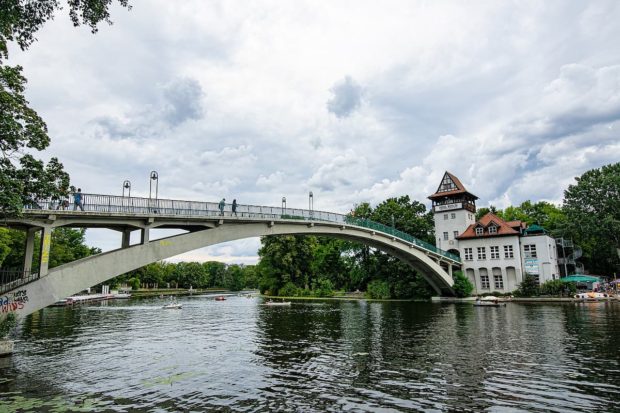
(432, 296, 618, 303)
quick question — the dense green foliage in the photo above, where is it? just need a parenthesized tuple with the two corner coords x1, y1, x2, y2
(0, 227, 100, 269)
(256, 196, 437, 299)
(563, 163, 620, 275)
(108, 261, 258, 291)
(514, 275, 542, 297)
(452, 271, 474, 298)
(0, 313, 16, 338)
(0, 1, 130, 215)
(515, 276, 576, 297)
(476, 200, 566, 234)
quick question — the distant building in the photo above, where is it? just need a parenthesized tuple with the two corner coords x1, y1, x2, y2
(429, 171, 562, 294)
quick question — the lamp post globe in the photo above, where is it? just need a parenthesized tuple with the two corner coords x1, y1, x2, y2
(149, 171, 159, 200)
(122, 180, 131, 197)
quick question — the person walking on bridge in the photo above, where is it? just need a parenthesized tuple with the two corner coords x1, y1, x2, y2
(219, 198, 226, 216)
(232, 199, 238, 216)
(73, 188, 84, 211)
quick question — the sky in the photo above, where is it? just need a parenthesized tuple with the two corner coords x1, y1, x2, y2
(7, 0, 620, 264)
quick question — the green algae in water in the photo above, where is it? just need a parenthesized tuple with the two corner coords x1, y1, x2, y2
(0, 393, 111, 412)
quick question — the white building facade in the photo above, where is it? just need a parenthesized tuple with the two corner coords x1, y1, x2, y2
(429, 172, 562, 294)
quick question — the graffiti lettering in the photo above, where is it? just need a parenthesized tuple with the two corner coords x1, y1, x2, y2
(0, 289, 29, 313)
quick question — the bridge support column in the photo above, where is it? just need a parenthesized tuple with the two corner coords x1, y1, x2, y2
(448, 264, 453, 277)
(23, 228, 37, 276)
(121, 229, 132, 248)
(141, 228, 150, 244)
(38, 226, 52, 277)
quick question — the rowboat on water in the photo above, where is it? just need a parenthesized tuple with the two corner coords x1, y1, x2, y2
(474, 296, 506, 307)
(265, 300, 291, 306)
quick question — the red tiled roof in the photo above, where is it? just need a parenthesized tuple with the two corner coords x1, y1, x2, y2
(428, 171, 478, 200)
(506, 220, 526, 231)
(456, 212, 520, 239)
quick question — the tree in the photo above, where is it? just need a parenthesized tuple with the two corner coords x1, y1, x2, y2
(0, 1, 131, 215)
(563, 163, 620, 274)
(451, 271, 473, 298)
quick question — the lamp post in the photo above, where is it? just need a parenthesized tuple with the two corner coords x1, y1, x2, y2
(122, 180, 131, 197)
(309, 191, 314, 218)
(282, 197, 287, 215)
(149, 171, 159, 200)
(391, 214, 395, 231)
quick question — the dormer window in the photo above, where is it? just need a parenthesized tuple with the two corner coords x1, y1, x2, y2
(488, 225, 497, 234)
(475, 227, 484, 236)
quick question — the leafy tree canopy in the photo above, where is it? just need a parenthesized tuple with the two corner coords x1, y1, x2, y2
(563, 162, 620, 274)
(0, 1, 130, 216)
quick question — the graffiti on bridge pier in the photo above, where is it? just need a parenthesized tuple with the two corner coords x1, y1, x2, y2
(1, 289, 28, 313)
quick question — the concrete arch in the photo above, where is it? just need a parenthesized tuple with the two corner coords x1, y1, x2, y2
(7, 221, 457, 318)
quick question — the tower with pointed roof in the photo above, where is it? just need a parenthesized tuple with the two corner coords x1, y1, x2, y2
(428, 172, 478, 254)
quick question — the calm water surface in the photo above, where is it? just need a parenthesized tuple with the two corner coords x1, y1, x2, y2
(1, 296, 620, 412)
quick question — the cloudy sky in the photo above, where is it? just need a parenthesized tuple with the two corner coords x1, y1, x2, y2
(8, 0, 620, 263)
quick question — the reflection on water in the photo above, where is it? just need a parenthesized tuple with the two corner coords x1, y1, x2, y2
(1, 297, 620, 412)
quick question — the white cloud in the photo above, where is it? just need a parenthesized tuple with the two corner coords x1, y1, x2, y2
(327, 76, 363, 118)
(7, 0, 620, 262)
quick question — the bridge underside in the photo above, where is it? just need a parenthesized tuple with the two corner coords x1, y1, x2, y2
(3, 215, 459, 318)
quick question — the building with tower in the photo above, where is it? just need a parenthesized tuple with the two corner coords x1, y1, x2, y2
(428, 172, 478, 256)
(429, 172, 562, 294)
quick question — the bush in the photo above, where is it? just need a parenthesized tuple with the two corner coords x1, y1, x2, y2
(366, 280, 390, 299)
(312, 278, 334, 297)
(278, 282, 299, 297)
(0, 314, 16, 338)
(128, 277, 141, 291)
(452, 271, 474, 298)
(540, 279, 576, 296)
(514, 275, 539, 297)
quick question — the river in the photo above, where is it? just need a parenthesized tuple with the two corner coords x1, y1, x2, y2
(1, 296, 620, 412)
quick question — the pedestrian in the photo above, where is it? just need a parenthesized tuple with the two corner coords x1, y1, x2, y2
(219, 198, 226, 216)
(73, 188, 84, 211)
(232, 199, 238, 216)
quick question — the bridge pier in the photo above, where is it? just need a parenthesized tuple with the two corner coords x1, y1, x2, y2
(121, 229, 132, 248)
(23, 228, 37, 275)
(38, 226, 52, 277)
(141, 228, 150, 244)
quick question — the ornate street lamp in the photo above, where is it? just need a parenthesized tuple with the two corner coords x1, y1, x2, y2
(282, 197, 287, 215)
(309, 191, 314, 218)
(122, 180, 131, 197)
(149, 171, 159, 200)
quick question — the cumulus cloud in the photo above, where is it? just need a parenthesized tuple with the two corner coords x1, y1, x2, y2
(326, 76, 363, 118)
(162, 77, 205, 125)
(308, 150, 370, 191)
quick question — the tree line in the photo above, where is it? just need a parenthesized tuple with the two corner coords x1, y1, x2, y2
(255, 163, 620, 298)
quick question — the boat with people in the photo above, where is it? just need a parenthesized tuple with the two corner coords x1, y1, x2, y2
(574, 291, 612, 301)
(265, 300, 291, 306)
(215, 296, 226, 301)
(474, 296, 506, 307)
(162, 300, 182, 309)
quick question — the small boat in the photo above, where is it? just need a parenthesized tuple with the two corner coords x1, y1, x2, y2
(265, 300, 291, 306)
(162, 302, 182, 309)
(215, 296, 226, 301)
(474, 296, 506, 307)
(574, 292, 611, 301)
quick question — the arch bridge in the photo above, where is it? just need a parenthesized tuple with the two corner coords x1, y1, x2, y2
(1, 194, 461, 318)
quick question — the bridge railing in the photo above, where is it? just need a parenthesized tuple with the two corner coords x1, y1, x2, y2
(0, 269, 38, 295)
(26, 193, 460, 262)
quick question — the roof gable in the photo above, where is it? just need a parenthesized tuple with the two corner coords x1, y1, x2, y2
(428, 171, 478, 200)
(457, 212, 520, 239)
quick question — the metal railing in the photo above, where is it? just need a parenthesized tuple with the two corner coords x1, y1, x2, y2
(24, 193, 461, 262)
(1, 269, 38, 295)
